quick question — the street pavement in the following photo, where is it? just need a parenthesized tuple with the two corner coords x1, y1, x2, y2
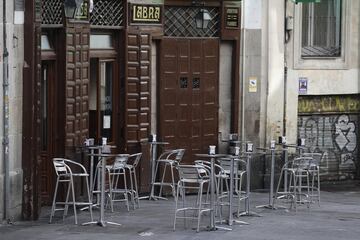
(1, 182, 360, 240)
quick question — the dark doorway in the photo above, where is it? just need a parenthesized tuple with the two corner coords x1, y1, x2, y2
(159, 38, 219, 164)
(39, 60, 56, 205)
(89, 58, 117, 145)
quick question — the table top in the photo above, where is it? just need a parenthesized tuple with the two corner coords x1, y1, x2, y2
(148, 141, 169, 145)
(256, 147, 283, 152)
(87, 153, 129, 158)
(195, 153, 229, 158)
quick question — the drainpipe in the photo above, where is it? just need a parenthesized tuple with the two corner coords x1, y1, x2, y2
(240, 0, 246, 143)
(2, 0, 10, 222)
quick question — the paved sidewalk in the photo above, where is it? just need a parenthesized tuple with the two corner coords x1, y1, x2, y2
(1, 184, 360, 240)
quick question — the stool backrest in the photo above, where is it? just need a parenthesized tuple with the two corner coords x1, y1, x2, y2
(113, 154, 129, 169)
(292, 157, 313, 169)
(177, 165, 208, 180)
(52, 158, 69, 176)
(129, 152, 142, 168)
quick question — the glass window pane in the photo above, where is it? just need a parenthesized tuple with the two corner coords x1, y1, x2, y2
(90, 34, 113, 49)
(100, 62, 113, 141)
(41, 35, 52, 50)
(301, 0, 342, 57)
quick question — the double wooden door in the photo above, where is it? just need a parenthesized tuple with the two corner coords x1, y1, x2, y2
(159, 38, 219, 164)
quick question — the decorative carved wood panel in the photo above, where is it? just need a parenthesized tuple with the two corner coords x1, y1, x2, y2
(65, 24, 90, 153)
(159, 38, 219, 164)
(125, 32, 152, 148)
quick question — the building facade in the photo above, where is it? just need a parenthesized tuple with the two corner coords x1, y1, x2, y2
(0, 0, 359, 222)
(0, 0, 24, 221)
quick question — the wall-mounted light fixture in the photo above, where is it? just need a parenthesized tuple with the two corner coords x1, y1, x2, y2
(64, 0, 84, 19)
(195, 9, 212, 29)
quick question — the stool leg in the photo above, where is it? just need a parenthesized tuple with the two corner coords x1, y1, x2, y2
(197, 182, 204, 233)
(85, 177, 93, 221)
(70, 177, 78, 224)
(128, 168, 135, 209)
(49, 176, 60, 223)
(109, 170, 114, 212)
(133, 169, 140, 208)
(173, 181, 180, 231)
(170, 164, 176, 197)
(63, 180, 72, 221)
(123, 170, 130, 211)
(159, 164, 167, 197)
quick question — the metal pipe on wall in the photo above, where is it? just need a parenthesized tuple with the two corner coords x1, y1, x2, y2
(240, 0, 246, 143)
(2, 0, 10, 222)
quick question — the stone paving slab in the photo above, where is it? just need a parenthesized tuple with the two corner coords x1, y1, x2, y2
(1, 187, 360, 240)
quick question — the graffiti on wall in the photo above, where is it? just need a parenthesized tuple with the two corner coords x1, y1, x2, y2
(298, 114, 359, 180)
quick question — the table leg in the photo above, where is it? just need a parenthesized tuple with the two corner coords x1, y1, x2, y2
(238, 154, 261, 217)
(229, 157, 249, 226)
(256, 149, 277, 209)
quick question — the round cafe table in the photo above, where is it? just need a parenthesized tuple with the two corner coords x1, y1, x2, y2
(195, 153, 232, 231)
(83, 152, 129, 227)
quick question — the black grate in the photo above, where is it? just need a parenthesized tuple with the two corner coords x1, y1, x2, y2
(90, 0, 124, 27)
(42, 0, 63, 25)
(164, 6, 220, 38)
(180, 77, 188, 88)
(192, 78, 200, 89)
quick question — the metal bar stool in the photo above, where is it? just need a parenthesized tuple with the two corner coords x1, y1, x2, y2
(49, 158, 93, 225)
(274, 157, 312, 211)
(125, 153, 142, 209)
(301, 152, 322, 206)
(153, 149, 185, 198)
(173, 164, 211, 232)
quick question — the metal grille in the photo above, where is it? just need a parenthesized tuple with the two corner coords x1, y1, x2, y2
(90, 0, 124, 27)
(164, 6, 220, 38)
(180, 77, 188, 88)
(193, 78, 200, 89)
(42, 0, 63, 25)
(302, 46, 341, 58)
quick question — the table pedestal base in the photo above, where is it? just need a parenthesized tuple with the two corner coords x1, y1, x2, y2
(82, 220, 122, 227)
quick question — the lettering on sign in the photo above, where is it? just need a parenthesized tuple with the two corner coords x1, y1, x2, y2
(226, 8, 239, 28)
(130, 4, 162, 24)
(75, 1, 89, 21)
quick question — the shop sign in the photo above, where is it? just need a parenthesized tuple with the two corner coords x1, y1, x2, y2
(35, 0, 42, 22)
(75, 0, 89, 21)
(226, 8, 239, 28)
(130, 4, 162, 24)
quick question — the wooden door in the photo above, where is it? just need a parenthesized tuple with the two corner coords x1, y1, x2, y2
(39, 61, 56, 205)
(159, 38, 219, 164)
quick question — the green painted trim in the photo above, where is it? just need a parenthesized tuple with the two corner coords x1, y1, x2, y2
(298, 95, 360, 114)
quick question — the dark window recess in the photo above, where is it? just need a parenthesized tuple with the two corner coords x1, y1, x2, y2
(193, 78, 200, 89)
(301, 0, 342, 58)
(180, 77, 188, 88)
(164, 6, 220, 38)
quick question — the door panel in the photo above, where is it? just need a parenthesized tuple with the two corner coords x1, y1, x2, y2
(39, 61, 55, 205)
(159, 38, 219, 164)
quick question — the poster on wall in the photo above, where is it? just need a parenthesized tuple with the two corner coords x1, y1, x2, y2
(299, 77, 308, 94)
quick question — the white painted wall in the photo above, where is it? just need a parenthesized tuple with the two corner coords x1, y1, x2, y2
(285, 0, 360, 144)
(263, 0, 285, 143)
(218, 42, 232, 153)
(262, 0, 360, 146)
